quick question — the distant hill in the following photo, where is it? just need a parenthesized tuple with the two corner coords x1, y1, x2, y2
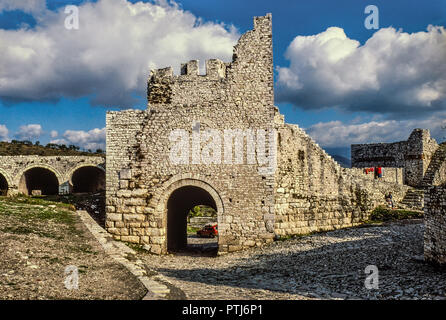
(331, 155, 351, 168)
(0, 141, 104, 156)
(323, 147, 351, 168)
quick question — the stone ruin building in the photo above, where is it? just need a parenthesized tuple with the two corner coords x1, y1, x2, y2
(352, 129, 446, 266)
(352, 129, 442, 188)
(105, 14, 426, 256)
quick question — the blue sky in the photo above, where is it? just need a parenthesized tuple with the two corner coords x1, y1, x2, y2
(0, 0, 445, 156)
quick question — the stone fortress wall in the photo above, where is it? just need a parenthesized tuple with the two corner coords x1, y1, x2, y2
(273, 122, 409, 237)
(106, 14, 416, 255)
(424, 186, 446, 266)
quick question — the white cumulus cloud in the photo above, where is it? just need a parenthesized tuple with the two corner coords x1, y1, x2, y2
(14, 124, 43, 140)
(51, 128, 106, 150)
(0, 0, 46, 15)
(276, 26, 446, 116)
(0, 124, 9, 141)
(50, 130, 58, 138)
(306, 116, 446, 148)
(0, 0, 239, 107)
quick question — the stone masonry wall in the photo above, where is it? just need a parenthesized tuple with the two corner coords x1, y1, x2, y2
(106, 13, 422, 254)
(274, 123, 410, 236)
(349, 167, 404, 185)
(106, 14, 276, 254)
(351, 129, 438, 187)
(424, 186, 446, 266)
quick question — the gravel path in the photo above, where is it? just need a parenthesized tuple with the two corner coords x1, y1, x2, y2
(138, 220, 446, 300)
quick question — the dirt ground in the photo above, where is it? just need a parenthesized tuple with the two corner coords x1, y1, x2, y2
(0, 196, 146, 300)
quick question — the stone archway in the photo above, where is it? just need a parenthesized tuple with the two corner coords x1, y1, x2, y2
(18, 167, 60, 195)
(167, 185, 218, 252)
(157, 176, 224, 254)
(0, 172, 8, 196)
(70, 165, 105, 193)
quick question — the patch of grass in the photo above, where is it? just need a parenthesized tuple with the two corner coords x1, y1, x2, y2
(0, 195, 87, 240)
(41, 256, 62, 264)
(368, 206, 423, 222)
(187, 226, 200, 234)
(1, 226, 63, 240)
(7, 195, 76, 211)
(0, 196, 76, 222)
(126, 243, 147, 254)
(68, 243, 96, 255)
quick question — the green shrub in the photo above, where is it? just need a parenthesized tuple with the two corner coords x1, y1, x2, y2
(369, 206, 423, 222)
(188, 205, 216, 218)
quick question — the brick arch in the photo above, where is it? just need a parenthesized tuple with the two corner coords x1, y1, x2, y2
(15, 164, 63, 187)
(153, 174, 224, 253)
(0, 168, 13, 188)
(66, 163, 105, 185)
(154, 174, 224, 215)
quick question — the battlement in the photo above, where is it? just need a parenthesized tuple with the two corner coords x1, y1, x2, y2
(147, 14, 273, 106)
(150, 58, 227, 81)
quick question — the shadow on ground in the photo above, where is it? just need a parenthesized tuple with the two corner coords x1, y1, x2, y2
(156, 223, 445, 299)
(169, 235, 218, 257)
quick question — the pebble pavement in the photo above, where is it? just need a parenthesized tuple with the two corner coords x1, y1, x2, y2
(138, 220, 446, 300)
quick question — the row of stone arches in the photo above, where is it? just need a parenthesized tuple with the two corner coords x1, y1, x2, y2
(0, 165, 105, 196)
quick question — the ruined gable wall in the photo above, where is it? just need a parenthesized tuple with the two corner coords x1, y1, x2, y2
(424, 186, 446, 266)
(349, 167, 404, 184)
(419, 129, 438, 174)
(106, 14, 277, 254)
(351, 129, 439, 186)
(274, 123, 410, 236)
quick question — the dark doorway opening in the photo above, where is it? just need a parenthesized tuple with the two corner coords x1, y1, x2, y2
(71, 166, 105, 193)
(19, 168, 59, 195)
(0, 174, 8, 196)
(167, 185, 218, 254)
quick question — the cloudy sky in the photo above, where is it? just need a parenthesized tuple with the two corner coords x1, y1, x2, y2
(0, 0, 445, 156)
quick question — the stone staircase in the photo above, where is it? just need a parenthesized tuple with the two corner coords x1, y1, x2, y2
(397, 144, 446, 211)
(420, 143, 446, 187)
(399, 188, 425, 211)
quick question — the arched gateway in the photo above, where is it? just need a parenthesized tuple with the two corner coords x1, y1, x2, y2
(18, 167, 60, 195)
(164, 179, 222, 252)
